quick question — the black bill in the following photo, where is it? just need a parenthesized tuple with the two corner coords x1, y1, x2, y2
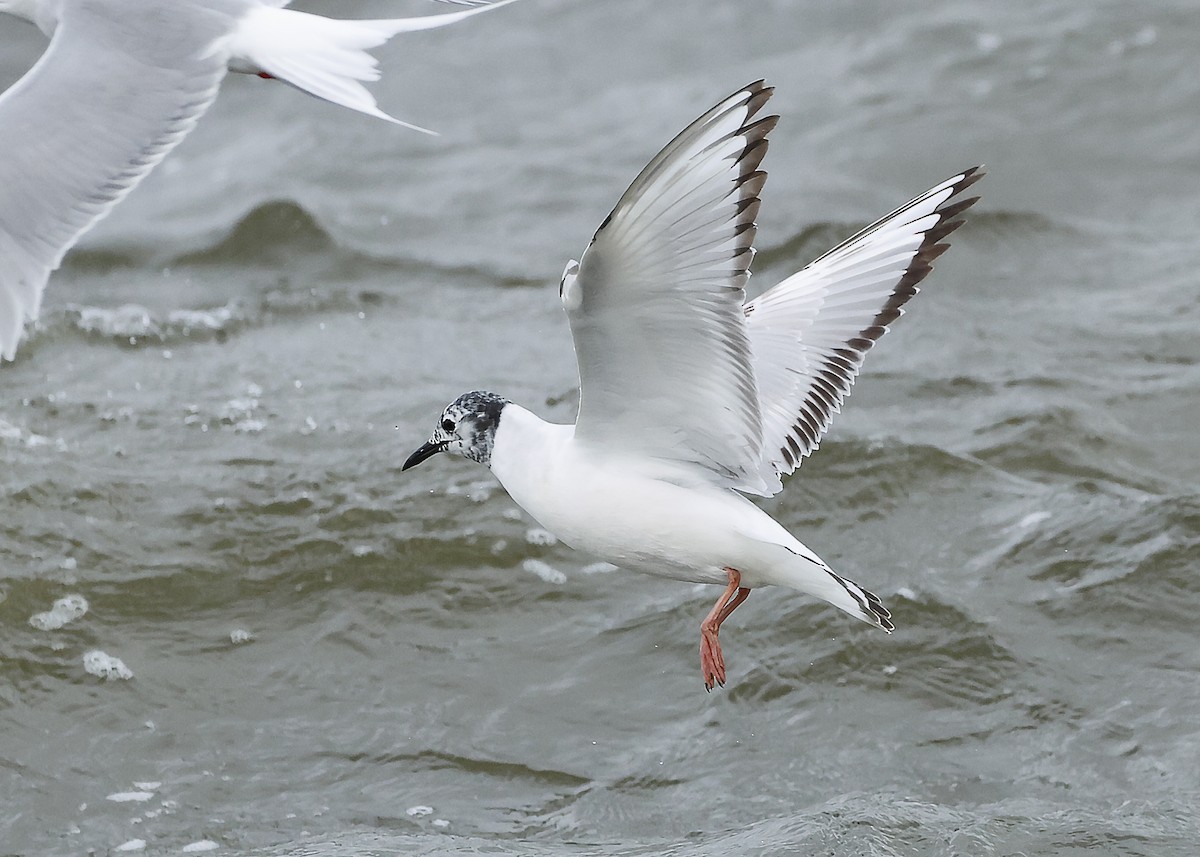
(402, 439, 447, 471)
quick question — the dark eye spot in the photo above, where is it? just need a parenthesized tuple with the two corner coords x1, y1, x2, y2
(441, 418, 455, 432)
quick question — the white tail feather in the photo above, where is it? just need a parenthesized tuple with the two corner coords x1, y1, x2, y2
(227, 0, 524, 133)
(764, 539, 894, 631)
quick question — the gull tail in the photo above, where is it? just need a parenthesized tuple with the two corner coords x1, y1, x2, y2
(767, 540, 894, 632)
(228, 0, 523, 133)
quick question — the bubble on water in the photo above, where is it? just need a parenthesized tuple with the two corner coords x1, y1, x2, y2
(432, 818, 450, 829)
(580, 562, 618, 575)
(229, 629, 254, 645)
(84, 651, 133, 681)
(406, 805, 434, 817)
(882, 665, 898, 676)
(502, 508, 523, 522)
(132, 781, 161, 791)
(29, 594, 89, 630)
(181, 840, 220, 852)
(114, 839, 146, 852)
(522, 559, 566, 585)
(525, 528, 557, 547)
(351, 545, 374, 558)
(106, 791, 154, 803)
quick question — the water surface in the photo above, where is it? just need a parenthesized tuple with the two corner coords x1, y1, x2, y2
(2, 1, 1198, 854)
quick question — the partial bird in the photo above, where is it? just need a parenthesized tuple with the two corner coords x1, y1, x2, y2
(0, 0, 522, 361)
(403, 80, 982, 690)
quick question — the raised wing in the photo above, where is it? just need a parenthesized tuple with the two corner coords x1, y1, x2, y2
(562, 81, 777, 490)
(744, 167, 984, 494)
(0, 0, 234, 360)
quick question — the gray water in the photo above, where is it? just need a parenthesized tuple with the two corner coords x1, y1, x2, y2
(2, 1, 1199, 854)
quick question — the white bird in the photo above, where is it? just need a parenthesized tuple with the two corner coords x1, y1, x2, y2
(0, 0, 522, 361)
(403, 81, 982, 690)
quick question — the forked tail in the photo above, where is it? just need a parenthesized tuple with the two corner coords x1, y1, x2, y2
(228, 0, 523, 133)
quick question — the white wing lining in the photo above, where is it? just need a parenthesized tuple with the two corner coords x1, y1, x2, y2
(566, 81, 779, 491)
(744, 166, 985, 494)
(0, 0, 234, 360)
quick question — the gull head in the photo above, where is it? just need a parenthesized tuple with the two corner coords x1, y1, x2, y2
(403, 391, 508, 471)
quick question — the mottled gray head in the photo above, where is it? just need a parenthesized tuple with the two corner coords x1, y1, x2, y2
(402, 391, 508, 470)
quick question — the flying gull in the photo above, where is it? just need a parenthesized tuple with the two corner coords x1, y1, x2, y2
(403, 80, 982, 690)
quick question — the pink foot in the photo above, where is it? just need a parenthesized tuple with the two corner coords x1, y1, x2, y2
(699, 568, 750, 691)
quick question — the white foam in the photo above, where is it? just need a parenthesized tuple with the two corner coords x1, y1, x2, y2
(114, 839, 146, 852)
(0, 417, 62, 449)
(84, 650, 134, 681)
(1017, 511, 1051, 530)
(106, 791, 154, 803)
(229, 629, 254, 645)
(522, 559, 566, 585)
(132, 781, 161, 791)
(181, 841, 220, 852)
(30, 593, 89, 630)
(524, 528, 558, 547)
(976, 32, 1001, 54)
(406, 805, 434, 817)
(579, 562, 618, 575)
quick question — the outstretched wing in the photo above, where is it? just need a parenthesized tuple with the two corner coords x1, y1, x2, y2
(744, 167, 984, 494)
(562, 81, 778, 492)
(0, 0, 235, 360)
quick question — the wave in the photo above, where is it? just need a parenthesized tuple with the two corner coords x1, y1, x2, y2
(756, 209, 1067, 276)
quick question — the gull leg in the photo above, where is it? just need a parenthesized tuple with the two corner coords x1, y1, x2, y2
(699, 568, 751, 691)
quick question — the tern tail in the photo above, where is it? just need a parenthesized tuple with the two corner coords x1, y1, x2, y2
(227, 0, 522, 133)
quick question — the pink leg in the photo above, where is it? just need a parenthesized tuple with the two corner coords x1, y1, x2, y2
(699, 568, 751, 691)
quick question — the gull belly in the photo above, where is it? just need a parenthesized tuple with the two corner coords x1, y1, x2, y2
(489, 404, 812, 589)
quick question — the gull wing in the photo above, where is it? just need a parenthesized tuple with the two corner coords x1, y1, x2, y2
(562, 81, 777, 491)
(744, 167, 984, 495)
(0, 0, 234, 360)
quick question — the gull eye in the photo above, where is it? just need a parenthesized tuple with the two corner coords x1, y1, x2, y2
(441, 418, 455, 433)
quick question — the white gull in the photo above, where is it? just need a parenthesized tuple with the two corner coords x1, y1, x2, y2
(403, 81, 983, 690)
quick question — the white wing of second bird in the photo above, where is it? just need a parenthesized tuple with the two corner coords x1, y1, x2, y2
(404, 80, 982, 691)
(0, 0, 522, 361)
